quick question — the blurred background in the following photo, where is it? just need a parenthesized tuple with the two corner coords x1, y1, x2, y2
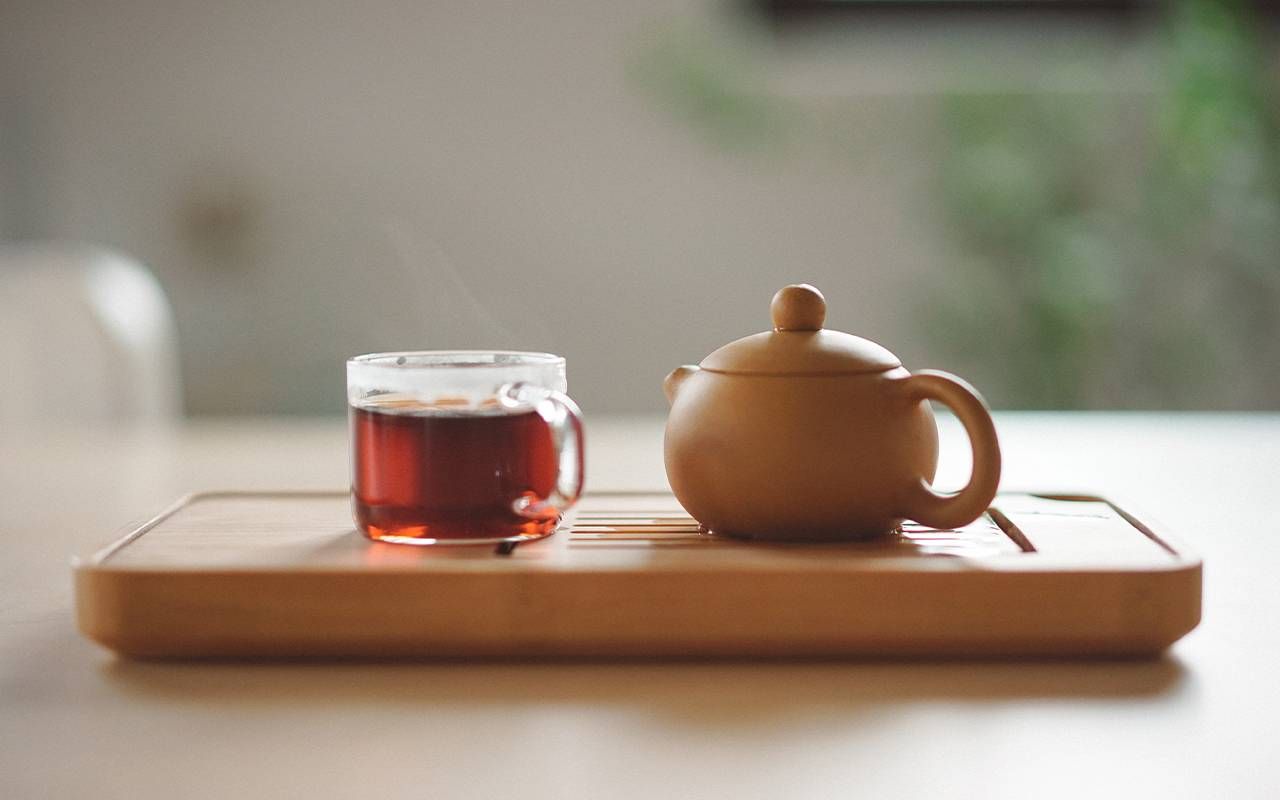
(1, 0, 1277, 417)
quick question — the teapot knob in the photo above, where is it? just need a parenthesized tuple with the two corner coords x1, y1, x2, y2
(771, 284, 826, 331)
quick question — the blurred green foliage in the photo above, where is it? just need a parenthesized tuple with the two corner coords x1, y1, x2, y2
(630, 25, 791, 153)
(933, 0, 1280, 408)
(635, 1, 1280, 408)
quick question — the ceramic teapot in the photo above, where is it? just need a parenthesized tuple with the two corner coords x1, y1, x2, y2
(663, 284, 1001, 540)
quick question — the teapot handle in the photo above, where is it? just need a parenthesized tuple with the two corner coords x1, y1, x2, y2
(899, 370, 1001, 530)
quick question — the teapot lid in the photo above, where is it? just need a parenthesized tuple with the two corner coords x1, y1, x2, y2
(700, 284, 901, 375)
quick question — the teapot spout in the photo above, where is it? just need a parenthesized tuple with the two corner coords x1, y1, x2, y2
(663, 365, 700, 406)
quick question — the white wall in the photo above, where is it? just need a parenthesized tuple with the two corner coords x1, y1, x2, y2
(0, 1, 1129, 414)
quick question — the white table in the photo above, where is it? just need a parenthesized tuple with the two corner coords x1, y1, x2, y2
(2, 413, 1278, 799)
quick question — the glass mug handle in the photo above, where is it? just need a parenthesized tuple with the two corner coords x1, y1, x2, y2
(499, 382, 585, 519)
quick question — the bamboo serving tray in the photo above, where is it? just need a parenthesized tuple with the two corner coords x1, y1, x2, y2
(75, 491, 1200, 659)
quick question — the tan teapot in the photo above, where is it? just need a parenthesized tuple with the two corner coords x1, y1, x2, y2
(663, 284, 1001, 540)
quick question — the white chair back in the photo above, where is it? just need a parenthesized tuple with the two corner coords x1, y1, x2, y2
(0, 243, 182, 428)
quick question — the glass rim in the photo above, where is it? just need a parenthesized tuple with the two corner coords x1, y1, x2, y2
(347, 350, 565, 370)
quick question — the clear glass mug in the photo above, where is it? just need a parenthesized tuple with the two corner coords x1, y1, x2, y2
(347, 351, 584, 545)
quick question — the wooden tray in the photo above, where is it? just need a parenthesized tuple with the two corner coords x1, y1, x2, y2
(74, 491, 1201, 659)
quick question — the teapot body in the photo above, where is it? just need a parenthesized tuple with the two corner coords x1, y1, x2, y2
(663, 366, 939, 539)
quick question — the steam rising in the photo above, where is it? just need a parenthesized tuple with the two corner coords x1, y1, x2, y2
(377, 221, 552, 349)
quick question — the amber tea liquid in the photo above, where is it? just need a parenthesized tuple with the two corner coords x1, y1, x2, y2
(351, 400, 560, 544)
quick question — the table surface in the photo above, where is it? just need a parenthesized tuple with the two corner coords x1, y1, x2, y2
(2, 413, 1278, 799)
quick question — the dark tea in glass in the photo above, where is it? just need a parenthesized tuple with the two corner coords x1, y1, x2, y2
(352, 402, 560, 542)
(347, 352, 584, 546)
